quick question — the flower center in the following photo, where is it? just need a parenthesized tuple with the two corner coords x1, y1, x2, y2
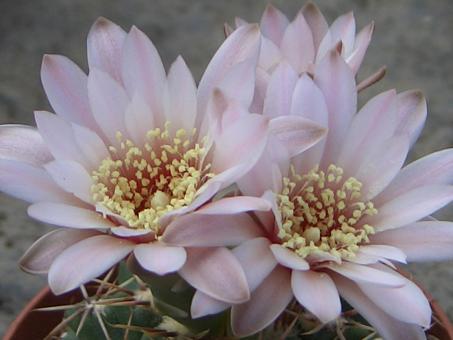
(91, 122, 214, 232)
(276, 164, 377, 261)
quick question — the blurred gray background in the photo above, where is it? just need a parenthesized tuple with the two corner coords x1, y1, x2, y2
(0, 0, 452, 335)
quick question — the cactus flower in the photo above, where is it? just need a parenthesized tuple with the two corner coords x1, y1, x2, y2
(0, 18, 324, 302)
(183, 47, 453, 340)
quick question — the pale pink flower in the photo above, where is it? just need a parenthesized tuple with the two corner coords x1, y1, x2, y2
(0, 18, 324, 301)
(185, 50, 453, 339)
(226, 3, 374, 115)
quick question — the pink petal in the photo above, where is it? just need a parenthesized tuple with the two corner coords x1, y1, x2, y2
(0, 159, 77, 204)
(191, 290, 229, 318)
(162, 212, 262, 247)
(124, 94, 154, 146)
(124, 94, 155, 146)
(395, 90, 427, 147)
(375, 148, 453, 206)
(346, 22, 374, 74)
(358, 245, 407, 264)
(212, 113, 268, 174)
(270, 244, 310, 271)
(49, 235, 134, 294)
(87, 17, 127, 82)
(292, 270, 341, 323)
(217, 59, 257, 110)
(233, 238, 278, 291)
(0, 125, 52, 166)
(337, 89, 398, 175)
(258, 37, 282, 71)
(371, 221, 453, 262)
(334, 274, 427, 340)
(179, 247, 250, 303)
(322, 12, 356, 58)
(368, 185, 453, 232)
(269, 116, 326, 158)
(263, 62, 298, 118)
(45, 160, 93, 203)
(197, 196, 271, 215)
(354, 136, 410, 200)
(325, 262, 405, 287)
(28, 202, 113, 229)
(231, 265, 292, 337)
(87, 68, 129, 145)
(41, 55, 98, 129)
(290, 74, 329, 173)
(122, 26, 166, 125)
(260, 4, 289, 45)
(280, 12, 315, 73)
(314, 50, 357, 167)
(110, 226, 153, 237)
(197, 24, 260, 118)
(34, 111, 90, 168)
(302, 3, 329, 50)
(71, 123, 109, 169)
(358, 274, 431, 328)
(19, 229, 100, 274)
(134, 243, 186, 275)
(165, 56, 197, 132)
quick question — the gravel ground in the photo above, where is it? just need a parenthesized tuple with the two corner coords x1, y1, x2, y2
(1, 0, 452, 335)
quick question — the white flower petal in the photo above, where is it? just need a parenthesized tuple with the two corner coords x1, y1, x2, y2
(162, 212, 262, 247)
(0, 125, 52, 166)
(292, 270, 341, 323)
(28, 202, 113, 229)
(134, 243, 186, 276)
(270, 244, 310, 271)
(280, 11, 315, 72)
(368, 185, 453, 232)
(395, 90, 427, 147)
(191, 290, 229, 319)
(45, 160, 93, 203)
(231, 265, 292, 337)
(371, 221, 453, 262)
(19, 229, 100, 274)
(260, 4, 289, 45)
(166, 56, 197, 132)
(49, 235, 134, 294)
(290, 74, 329, 173)
(375, 148, 453, 205)
(88, 68, 129, 145)
(326, 262, 405, 287)
(0, 159, 77, 204)
(233, 238, 278, 291)
(346, 22, 374, 74)
(41, 55, 97, 129)
(87, 17, 127, 82)
(269, 115, 326, 158)
(263, 62, 298, 119)
(122, 26, 166, 125)
(302, 3, 329, 50)
(334, 274, 427, 340)
(197, 24, 260, 118)
(359, 275, 431, 328)
(179, 247, 249, 304)
(35, 111, 90, 167)
(314, 50, 356, 167)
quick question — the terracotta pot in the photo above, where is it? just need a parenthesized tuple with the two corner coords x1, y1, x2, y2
(4, 285, 453, 339)
(3, 287, 82, 340)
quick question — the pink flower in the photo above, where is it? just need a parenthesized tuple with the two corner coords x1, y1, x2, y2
(227, 3, 373, 75)
(187, 50, 453, 339)
(0, 18, 324, 300)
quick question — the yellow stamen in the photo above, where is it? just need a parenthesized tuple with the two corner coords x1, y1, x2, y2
(91, 121, 213, 233)
(277, 164, 377, 261)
